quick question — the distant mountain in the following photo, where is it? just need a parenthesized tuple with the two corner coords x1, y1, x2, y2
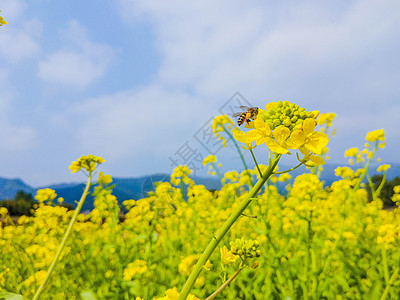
(0, 177, 35, 199)
(0, 163, 399, 211)
(0, 174, 223, 211)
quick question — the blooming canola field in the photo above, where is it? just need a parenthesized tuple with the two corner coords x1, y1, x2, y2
(1, 101, 400, 300)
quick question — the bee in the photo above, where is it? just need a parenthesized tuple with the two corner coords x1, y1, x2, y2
(232, 106, 259, 126)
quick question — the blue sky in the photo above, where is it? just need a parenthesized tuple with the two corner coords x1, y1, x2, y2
(0, 0, 399, 186)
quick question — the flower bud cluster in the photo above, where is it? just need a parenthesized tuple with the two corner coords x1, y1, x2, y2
(69, 154, 105, 173)
(259, 101, 319, 131)
(230, 238, 261, 259)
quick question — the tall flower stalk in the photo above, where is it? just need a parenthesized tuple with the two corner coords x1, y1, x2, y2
(179, 101, 329, 299)
(32, 155, 105, 300)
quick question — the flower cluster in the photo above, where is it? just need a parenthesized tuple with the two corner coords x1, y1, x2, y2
(2, 127, 400, 299)
(230, 238, 261, 259)
(123, 260, 148, 281)
(220, 246, 238, 265)
(212, 115, 234, 147)
(233, 101, 329, 164)
(69, 154, 105, 173)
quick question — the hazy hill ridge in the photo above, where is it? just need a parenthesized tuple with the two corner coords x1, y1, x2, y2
(0, 164, 399, 211)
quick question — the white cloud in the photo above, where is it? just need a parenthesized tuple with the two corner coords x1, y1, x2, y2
(114, 0, 400, 163)
(0, 0, 27, 22)
(70, 85, 205, 159)
(0, 0, 40, 62)
(0, 120, 36, 153)
(117, 0, 400, 103)
(37, 20, 115, 88)
(0, 71, 36, 153)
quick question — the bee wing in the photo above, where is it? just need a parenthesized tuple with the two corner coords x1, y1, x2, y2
(235, 105, 250, 110)
(232, 112, 243, 117)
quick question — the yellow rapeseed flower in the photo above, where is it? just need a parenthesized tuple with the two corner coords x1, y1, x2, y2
(35, 188, 57, 204)
(154, 287, 200, 300)
(98, 171, 113, 185)
(69, 154, 105, 173)
(178, 255, 199, 276)
(318, 113, 336, 127)
(366, 129, 385, 142)
(220, 246, 238, 265)
(232, 128, 256, 150)
(212, 115, 234, 147)
(344, 147, 359, 157)
(123, 260, 147, 281)
(0, 11, 6, 26)
(377, 164, 391, 173)
(202, 154, 217, 166)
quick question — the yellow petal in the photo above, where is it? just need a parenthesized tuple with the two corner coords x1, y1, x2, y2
(273, 126, 290, 144)
(265, 137, 290, 154)
(286, 130, 305, 149)
(303, 118, 316, 136)
(247, 130, 260, 139)
(305, 132, 329, 155)
(254, 117, 265, 129)
(310, 155, 325, 165)
(232, 129, 250, 144)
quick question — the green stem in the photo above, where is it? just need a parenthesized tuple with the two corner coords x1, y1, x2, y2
(376, 172, 387, 197)
(205, 260, 245, 300)
(382, 247, 389, 284)
(211, 162, 223, 181)
(32, 174, 92, 300)
(249, 149, 262, 178)
(354, 144, 377, 191)
(380, 267, 399, 300)
(366, 173, 377, 201)
(274, 162, 304, 175)
(223, 127, 252, 186)
(178, 154, 281, 299)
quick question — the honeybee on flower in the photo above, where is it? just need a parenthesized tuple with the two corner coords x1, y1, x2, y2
(232, 106, 259, 126)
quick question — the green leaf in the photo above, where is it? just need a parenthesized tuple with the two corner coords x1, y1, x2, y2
(0, 292, 24, 300)
(80, 290, 98, 300)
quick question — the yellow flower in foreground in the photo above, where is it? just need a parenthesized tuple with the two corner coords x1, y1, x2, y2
(284, 118, 328, 162)
(249, 117, 272, 145)
(264, 125, 291, 154)
(300, 118, 329, 155)
(220, 246, 238, 265)
(232, 128, 256, 150)
(244, 117, 290, 154)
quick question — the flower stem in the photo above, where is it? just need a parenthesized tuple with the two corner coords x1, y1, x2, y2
(274, 162, 305, 174)
(32, 174, 92, 300)
(223, 127, 252, 186)
(249, 149, 262, 178)
(178, 154, 281, 300)
(354, 143, 377, 191)
(380, 267, 399, 300)
(205, 260, 245, 300)
(211, 162, 223, 181)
